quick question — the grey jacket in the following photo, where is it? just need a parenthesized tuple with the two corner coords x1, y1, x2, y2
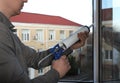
(0, 12, 59, 83)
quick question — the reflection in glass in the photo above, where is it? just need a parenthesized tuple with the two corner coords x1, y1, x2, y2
(101, 0, 120, 82)
(60, 33, 93, 82)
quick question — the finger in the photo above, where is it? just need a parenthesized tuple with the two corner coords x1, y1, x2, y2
(79, 32, 89, 38)
(65, 59, 70, 66)
(67, 61, 71, 69)
(84, 32, 89, 38)
(78, 33, 85, 42)
(52, 60, 56, 63)
(65, 57, 69, 62)
(61, 55, 67, 59)
(85, 31, 89, 37)
(69, 65, 71, 69)
(78, 32, 88, 41)
(79, 32, 87, 39)
(61, 56, 69, 63)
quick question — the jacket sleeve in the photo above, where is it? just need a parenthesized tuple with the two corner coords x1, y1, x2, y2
(21, 44, 54, 69)
(0, 24, 60, 83)
(0, 48, 59, 83)
(16, 41, 60, 83)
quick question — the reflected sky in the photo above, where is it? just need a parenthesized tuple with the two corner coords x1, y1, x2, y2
(102, 0, 112, 9)
(113, 7, 120, 32)
(102, 0, 120, 32)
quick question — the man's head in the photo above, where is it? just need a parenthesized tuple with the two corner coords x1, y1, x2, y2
(0, 0, 28, 18)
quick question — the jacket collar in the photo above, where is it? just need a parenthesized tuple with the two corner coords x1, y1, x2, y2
(0, 12, 14, 30)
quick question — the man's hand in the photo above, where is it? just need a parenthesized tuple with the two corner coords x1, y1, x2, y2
(52, 55, 71, 78)
(71, 31, 89, 49)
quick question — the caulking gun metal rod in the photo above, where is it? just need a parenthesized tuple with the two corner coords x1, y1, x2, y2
(38, 53, 53, 67)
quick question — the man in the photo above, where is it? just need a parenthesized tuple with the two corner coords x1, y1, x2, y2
(0, 0, 89, 83)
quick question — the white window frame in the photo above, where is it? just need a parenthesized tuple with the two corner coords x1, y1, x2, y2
(49, 30, 55, 40)
(60, 30, 65, 40)
(104, 50, 113, 60)
(21, 29, 30, 42)
(36, 30, 44, 42)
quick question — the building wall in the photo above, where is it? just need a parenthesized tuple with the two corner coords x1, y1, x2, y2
(13, 22, 78, 50)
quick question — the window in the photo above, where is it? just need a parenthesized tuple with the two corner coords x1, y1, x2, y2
(69, 30, 73, 36)
(49, 30, 55, 40)
(36, 30, 44, 42)
(98, 0, 120, 82)
(60, 30, 65, 40)
(38, 68, 43, 75)
(12, 29, 17, 35)
(22, 29, 30, 41)
(105, 50, 113, 59)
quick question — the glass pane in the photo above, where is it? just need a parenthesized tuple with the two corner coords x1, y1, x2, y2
(59, 30, 93, 82)
(101, 0, 120, 82)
